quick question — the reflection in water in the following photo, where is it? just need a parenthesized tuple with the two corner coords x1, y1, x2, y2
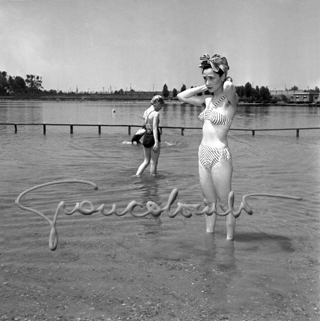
(200, 234, 237, 310)
(204, 234, 236, 271)
(136, 175, 161, 206)
(204, 233, 217, 258)
(0, 102, 43, 124)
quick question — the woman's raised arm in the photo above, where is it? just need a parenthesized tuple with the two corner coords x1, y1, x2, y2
(223, 78, 238, 107)
(177, 85, 208, 107)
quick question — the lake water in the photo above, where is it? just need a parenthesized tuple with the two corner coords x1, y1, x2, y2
(1, 100, 320, 320)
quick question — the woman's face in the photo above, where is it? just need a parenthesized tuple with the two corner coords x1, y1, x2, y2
(154, 101, 163, 111)
(203, 68, 223, 92)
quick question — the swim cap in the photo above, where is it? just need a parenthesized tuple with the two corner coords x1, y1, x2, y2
(151, 95, 164, 105)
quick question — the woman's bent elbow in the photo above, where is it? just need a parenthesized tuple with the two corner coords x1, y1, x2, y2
(177, 93, 185, 102)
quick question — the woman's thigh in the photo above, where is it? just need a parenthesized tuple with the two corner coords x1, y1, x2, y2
(151, 145, 161, 163)
(143, 146, 152, 160)
(211, 159, 233, 203)
(199, 162, 217, 203)
(199, 159, 233, 202)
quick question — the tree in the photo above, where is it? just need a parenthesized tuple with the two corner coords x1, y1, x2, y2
(260, 86, 271, 102)
(244, 82, 252, 98)
(314, 86, 319, 92)
(253, 85, 261, 101)
(290, 85, 298, 91)
(14, 76, 26, 92)
(9, 76, 26, 94)
(8, 76, 15, 93)
(180, 84, 186, 92)
(2, 74, 27, 95)
(172, 88, 178, 98)
(25, 74, 43, 93)
(162, 83, 170, 98)
(0, 71, 8, 95)
(236, 85, 244, 98)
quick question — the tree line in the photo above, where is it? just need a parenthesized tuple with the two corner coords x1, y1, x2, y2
(163, 82, 319, 103)
(1, 70, 316, 103)
(0, 71, 43, 95)
(164, 83, 272, 103)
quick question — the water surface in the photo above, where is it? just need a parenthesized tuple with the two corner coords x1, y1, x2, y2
(1, 100, 319, 320)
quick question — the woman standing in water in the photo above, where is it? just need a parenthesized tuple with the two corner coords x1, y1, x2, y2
(136, 95, 164, 176)
(177, 54, 238, 240)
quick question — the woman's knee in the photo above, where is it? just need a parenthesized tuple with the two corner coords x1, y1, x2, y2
(218, 200, 230, 213)
(150, 158, 159, 166)
(203, 197, 215, 206)
(151, 151, 160, 162)
(143, 159, 150, 166)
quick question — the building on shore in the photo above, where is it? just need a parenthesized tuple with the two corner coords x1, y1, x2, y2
(270, 89, 319, 103)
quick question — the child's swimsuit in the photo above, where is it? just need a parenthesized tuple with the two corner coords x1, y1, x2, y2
(142, 110, 161, 148)
(145, 110, 161, 141)
(198, 95, 233, 173)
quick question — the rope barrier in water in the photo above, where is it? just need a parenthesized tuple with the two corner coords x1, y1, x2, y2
(15, 180, 303, 251)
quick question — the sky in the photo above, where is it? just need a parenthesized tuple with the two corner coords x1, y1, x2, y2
(1, 0, 319, 92)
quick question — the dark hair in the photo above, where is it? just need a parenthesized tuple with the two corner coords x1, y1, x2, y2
(202, 63, 224, 77)
(157, 97, 164, 104)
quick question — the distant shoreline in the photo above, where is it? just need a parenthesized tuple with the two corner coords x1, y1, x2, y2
(0, 95, 318, 107)
(0, 94, 153, 101)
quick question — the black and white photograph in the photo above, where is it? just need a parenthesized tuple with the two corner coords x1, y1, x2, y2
(1, 0, 319, 320)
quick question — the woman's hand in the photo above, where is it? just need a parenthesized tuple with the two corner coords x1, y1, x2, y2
(223, 76, 234, 91)
(223, 77, 233, 90)
(153, 142, 159, 153)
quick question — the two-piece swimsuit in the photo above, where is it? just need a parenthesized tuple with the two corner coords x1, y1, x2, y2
(198, 95, 232, 173)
